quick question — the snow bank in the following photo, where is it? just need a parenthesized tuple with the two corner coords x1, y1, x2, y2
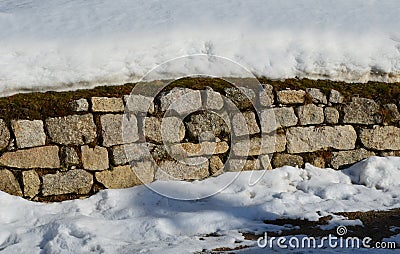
(0, 156, 399, 253)
(1, 0, 400, 96)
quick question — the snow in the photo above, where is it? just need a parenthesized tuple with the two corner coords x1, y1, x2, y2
(1, 156, 400, 253)
(1, 0, 400, 96)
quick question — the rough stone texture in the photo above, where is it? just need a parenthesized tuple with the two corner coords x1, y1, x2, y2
(42, 169, 93, 196)
(96, 165, 146, 188)
(210, 155, 224, 175)
(286, 126, 357, 153)
(224, 87, 256, 110)
(232, 134, 286, 156)
(260, 107, 298, 133)
(0, 169, 22, 196)
(310, 156, 326, 168)
(70, 98, 89, 112)
(124, 94, 155, 114)
(0, 119, 10, 150)
(131, 161, 155, 184)
(205, 87, 224, 111)
(259, 155, 273, 170)
(259, 84, 274, 107)
(296, 104, 324, 125)
(331, 149, 375, 169)
(277, 90, 306, 104)
(0, 146, 60, 168)
(145, 117, 185, 143)
(111, 143, 152, 165)
(232, 111, 260, 136)
(11, 119, 46, 149)
(360, 126, 400, 150)
(329, 90, 344, 104)
(101, 114, 139, 147)
(306, 88, 327, 104)
(91, 97, 124, 112)
(159, 88, 202, 114)
(22, 170, 40, 198)
(383, 104, 400, 124)
(169, 142, 229, 158)
(185, 112, 229, 141)
(61, 147, 80, 166)
(324, 107, 340, 124)
(155, 159, 209, 180)
(46, 114, 97, 145)
(272, 153, 304, 168)
(227, 158, 261, 172)
(343, 97, 382, 125)
(81, 145, 109, 171)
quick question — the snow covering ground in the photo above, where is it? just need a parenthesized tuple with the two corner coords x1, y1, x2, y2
(1, 0, 400, 96)
(1, 156, 400, 253)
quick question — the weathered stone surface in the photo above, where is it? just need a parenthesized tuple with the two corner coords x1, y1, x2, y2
(111, 143, 152, 165)
(286, 126, 357, 153)
(61, 147, 80, 166)
(260, 107, 298, 133)
(101, 114, 139, 147)
(155, 159, 209, 180)
(185, 112, 229, 141)
(145, 117, 185, 143)
(309, 156, 326, 168)
(0, 119, 10, 150)
(46, 114, 97, 145)
(306, 88, 327, 104)
(227, 158, 261, 172)
(81, 145, 109, 171)
(22, 170, 40, 198)
(70, 98, 89, 112)
(131, 161, 155, 184)
(343, 97, 381, 124)
(42, 169, 93, 196)
(124, 94, 155, 114)
(383, 104, 400, 124)
(277, 90, 306, 104)
(272, 154, 304, 168)
(0, 169, 22, 196)
(91, 97, 124, 112)
(0, 146, 60, 168)
(224, 87, 256, 110)
(96, 165, 150, 188)
(159, 88, 202, 114)
(210, 156, 224, 175)
(11, 120, 46, 149)
(331, 148, 375, 169)
(232, 111, 260, 136)
(169, 142, 229, 158)
(232, 134, 286, 156)
(329, 90, 344, 104)
(205, 87, 224, 110)
(360, 126, 400, 150)
(259, 84, 274, 107)
(296, 104, 324, 125)
(324, 107, 340, 124)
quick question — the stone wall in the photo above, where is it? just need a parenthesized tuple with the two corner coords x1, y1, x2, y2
(0, 83, 399, 201)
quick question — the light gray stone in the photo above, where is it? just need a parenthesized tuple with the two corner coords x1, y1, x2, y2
(111, 143, 152, 165)
(169, 142, 229, 158)
(260, 107, 298, 133)
(272, 154, 304, 168)
(145, 117, 185, 143)
(0, 119, 10, 150)
(360, 126, 400, 150)
(306, 88, 327, 104)
(331, 149, 375, 169)
(343, 97, 381, 124)
(259, 154, 273, 170)
(329, 90, 344, 104)
(70, 98, 89, 112)
(131, 161, 155, 184)
(0, 169, 22, 196)
(91, 97, 124, 112)
(383, 104, 400, 123)
(124, 94, 155, 114)
(277, 90, 306, 104)
(205, 87, 224, 111)
(185, 112, 229, 141)
(46, 114, 97, 145)
(61, 147, 80, 166)
(286, 126, 357, 153)
(22, 170, 40, 198)
(224, 87, 256, 110)
(81, 145, 109, 171)
(42, 169, 93, 196)
(101, 114, 139, 147)
(11, 120, 46, 148)
(232, 111, 260, 136)
(232, 134, 286, 156)
(259, 84, 274, 107)
(324, 107, 340, 124)
(159, 88, 202, 114)
(155, 159, 209, 181)
(227, 158, 261, 172)
(296, 104, 324, 125)
(0, 146, 60, 168)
